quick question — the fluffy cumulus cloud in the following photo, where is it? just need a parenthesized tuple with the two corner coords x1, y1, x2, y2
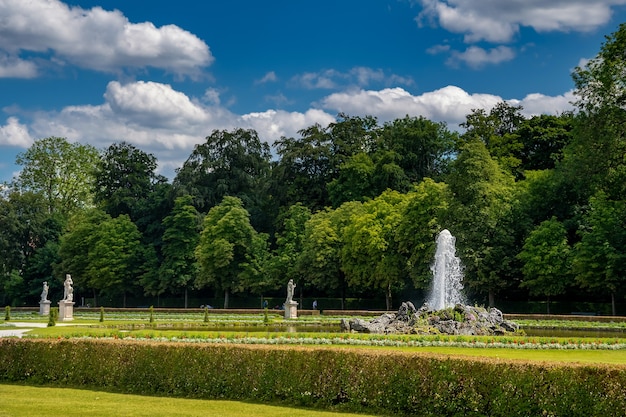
(319, 86, 575, 128)
(417, 0, 626, 43)
(0, 80, 336, 179)
(0, 0, 212, 77)
(0, 80, 575, 179)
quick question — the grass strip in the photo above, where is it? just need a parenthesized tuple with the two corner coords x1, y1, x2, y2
(0, 384, 377, 417)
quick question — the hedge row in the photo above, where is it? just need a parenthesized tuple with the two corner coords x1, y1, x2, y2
(1, 339, 625, 416)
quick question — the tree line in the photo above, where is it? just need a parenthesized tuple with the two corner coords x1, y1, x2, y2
(1, 24, 625, 312)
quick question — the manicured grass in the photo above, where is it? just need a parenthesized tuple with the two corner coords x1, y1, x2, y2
(0, 384, 378, 417)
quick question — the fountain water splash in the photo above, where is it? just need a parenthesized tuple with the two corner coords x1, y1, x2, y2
(427, 229, 465, 310)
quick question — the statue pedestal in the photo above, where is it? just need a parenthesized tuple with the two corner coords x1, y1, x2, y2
(284, 301, 298, 319)
(39, 300, 51, 316)
(58, 300, 75, 321)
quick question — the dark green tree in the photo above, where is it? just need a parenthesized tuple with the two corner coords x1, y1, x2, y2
(517, 217, 572, 313)
(153, 195, 201, 307)
(445, 140, 516, 306)
(573, 192, 626, 315)
(174, 128, 272, 231)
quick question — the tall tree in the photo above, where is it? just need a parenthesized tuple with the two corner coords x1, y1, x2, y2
(175, 128, 272, 231)
(271, 124, 334, 211)
(379, 115, 457, 183)
(568, 23, 626, 201)
(86, 214, 144, 306)
(573, 192, 626, 315)
(445, 140, 516, 306)
(341, 190, 409, 310)
(517, 217, 572, 314)
(397, 178, 451, 290)
(13, 136, 98, 215)
(267, 203, 311, 296)
(154, 195, 201, 307)
(93, 141, 163, 221)
(195, 196, 267, 308)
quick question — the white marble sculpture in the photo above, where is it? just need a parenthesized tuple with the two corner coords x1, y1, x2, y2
(40, 281, 49, 302)
(63, 274, 73, 302)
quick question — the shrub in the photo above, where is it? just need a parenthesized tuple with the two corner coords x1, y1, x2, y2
(0, 339, 625, 416)
(47, 308, 58, 327)
(4, 306, 9, 321)
(100, 306, 104, 322)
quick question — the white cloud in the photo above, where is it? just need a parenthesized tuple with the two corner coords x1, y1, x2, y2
(256, 71, 278, 84)
(291, 67, 414, 90)
(417, 0, 626, 43)
(319, 85, 575, 128)
(0, 0, 212, 77)
(0, 81, 576, 180)
(0, 117, 32, 146)
(448, 46, 515, 68)
(0, 53, 38, 78)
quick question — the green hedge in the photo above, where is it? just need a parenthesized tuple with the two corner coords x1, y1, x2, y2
(1, 339, 625, 416)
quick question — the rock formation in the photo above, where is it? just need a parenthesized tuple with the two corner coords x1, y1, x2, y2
(341, 301, 519, 336)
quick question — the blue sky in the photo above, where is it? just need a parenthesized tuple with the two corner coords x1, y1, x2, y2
(1, 0, 626, 184)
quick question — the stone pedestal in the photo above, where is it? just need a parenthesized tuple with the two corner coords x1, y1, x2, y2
(58, 300, 75, 321)
(39, 300, 51, 316)
(284, 301, 298, 319)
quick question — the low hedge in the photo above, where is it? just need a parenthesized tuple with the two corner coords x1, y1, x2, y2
(1, 339, 625, 416)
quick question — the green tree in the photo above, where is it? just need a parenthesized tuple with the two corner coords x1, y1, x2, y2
(379, 115, 457, 183)
(460, 102, 525, 178)
(397, 178, 451, 289)
(93, 141, 164, 221)
(341, 190, 409, 310)
(517, 217, 572, 313)
(174, 128, 272, 231)
(445, 140, 516, 306)
(267, 203, 311, 296)
(195, 196, 267, 308)
(56, 208, 110, 306)
(573, 192, 626, 315)
(568, 23, 626, 201)
(271, 124, 334, 211)
(86, 214, 144, 306)
(154, 195, 201, 307)
(13, 136, 98, 215)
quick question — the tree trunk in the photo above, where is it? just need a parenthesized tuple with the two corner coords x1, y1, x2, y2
(385, 283, 392, 311)
(123, 292, 126, 308)
(92, 289, 97, 308)
(546, 295, 550, 315)
(224, 288, 229, 309)
(611, 292, 616, 316)
(488, 290, 495, 308)
(184, 287, 188, 309)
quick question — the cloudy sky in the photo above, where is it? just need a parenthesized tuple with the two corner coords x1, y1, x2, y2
(1, 0, 625, 183)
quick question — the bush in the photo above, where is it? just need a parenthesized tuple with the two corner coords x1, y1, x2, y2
(47, 308, 58, 327)
(1, 339, 625, 416)
(4, 306, 9, 321)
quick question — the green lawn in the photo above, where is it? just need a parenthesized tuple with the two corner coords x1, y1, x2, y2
(0, 385, 379, 417)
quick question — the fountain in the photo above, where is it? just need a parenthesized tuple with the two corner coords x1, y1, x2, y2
(341, 228, 519, 335)
(427, 229, 465, 310)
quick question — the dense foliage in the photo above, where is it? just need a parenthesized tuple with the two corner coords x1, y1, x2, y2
(1, 25, 626, 312)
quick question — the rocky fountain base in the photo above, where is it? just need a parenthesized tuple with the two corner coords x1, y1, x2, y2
(341, 301, 519, 336)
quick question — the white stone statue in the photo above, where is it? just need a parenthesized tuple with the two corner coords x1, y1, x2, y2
(286, 279, 296, 304)
(40, 281, 49, 302)
(63, 274, 73, 302)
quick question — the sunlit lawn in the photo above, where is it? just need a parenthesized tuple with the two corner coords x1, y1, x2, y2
(0, 384, 379, 417)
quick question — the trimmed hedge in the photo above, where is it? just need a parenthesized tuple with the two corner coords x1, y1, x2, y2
(1, 339, 625, 416)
